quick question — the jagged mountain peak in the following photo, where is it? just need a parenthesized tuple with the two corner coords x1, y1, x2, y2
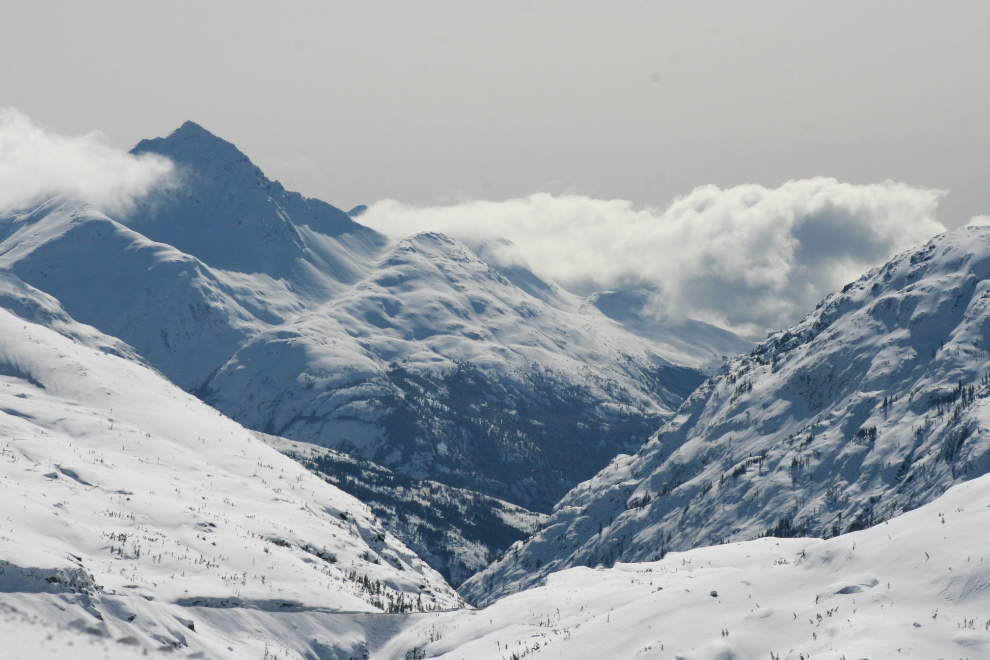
(132, 120, 257, 178)
(124, 123, 382, 278)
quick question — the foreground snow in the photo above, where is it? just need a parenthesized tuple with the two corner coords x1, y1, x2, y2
(10, 458, 985, 659)
(384, 473, 990, 659)
(0, 602, 147, 660)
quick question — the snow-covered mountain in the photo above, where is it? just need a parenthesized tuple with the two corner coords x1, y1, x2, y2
(0, 122, 744, 512)
(462, 226, 990, 604)
(0, 271, 461, 656)
(196, 229, 704, 510)
(5, 118, 990, 657)
(0, 197, 266, 390)
(12, 410, 990, 657)
(128, 121, 386, 293)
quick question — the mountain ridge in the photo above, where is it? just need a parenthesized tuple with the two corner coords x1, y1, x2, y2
(462, 225, 990, 604)
(128, 120, 385, 289)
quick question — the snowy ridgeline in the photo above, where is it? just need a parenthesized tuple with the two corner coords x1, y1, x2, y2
(464, 226, 990, 604)
(0, 121, 746, 513)
(6, 458, 990, 658)
(0, 272, 462, 657)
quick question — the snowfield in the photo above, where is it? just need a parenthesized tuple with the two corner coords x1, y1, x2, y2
(6, 448, 990, 658)
(383, 471, 990, 659)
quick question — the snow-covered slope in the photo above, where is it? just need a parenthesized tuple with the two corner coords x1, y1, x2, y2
(463, 226, 990, 603)
(0, 198, 269, 390)
(262, 433, 546, 588)
(384, 471, 990, 659)
(0, 272, 460, 656)
(199, 230, 702, 510)
(0, 122, 734, 512)
(11, 446, 990, 658)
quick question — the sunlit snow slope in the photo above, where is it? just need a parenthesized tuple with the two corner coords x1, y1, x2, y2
(8, 435, 990, 658)
(0, 272, 460, 657)
(464, 226, 990, 603)
(385, 472, 990, 659)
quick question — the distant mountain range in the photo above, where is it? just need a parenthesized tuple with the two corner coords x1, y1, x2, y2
(0, 121, 749, 514)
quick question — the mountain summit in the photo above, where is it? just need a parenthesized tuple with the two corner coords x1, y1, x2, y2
(128, 121, 381, 277)
(133, 120, 254, 175)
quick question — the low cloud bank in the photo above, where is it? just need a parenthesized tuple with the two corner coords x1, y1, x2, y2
(361, 179, 946, 338)
(0, 110, 946, 339)
(0, 107, 173, 214)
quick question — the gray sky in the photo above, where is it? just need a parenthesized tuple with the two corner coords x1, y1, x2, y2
(2, 1, 989, 337)
(3, 1, 988, 227)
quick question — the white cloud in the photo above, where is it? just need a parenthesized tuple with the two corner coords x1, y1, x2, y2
(967, 215, 990, 227)
(0, 107, 174, 214)
(361, 179, 946, 338)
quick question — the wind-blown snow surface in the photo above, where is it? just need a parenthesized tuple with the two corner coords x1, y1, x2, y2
(384, 473, 990, 659)
(463, 226, 990, 603)
(0, 122, 737, 512)
(0, 272, 460, 656)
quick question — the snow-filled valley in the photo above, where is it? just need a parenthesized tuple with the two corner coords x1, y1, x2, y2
(4, 119, 990, 659)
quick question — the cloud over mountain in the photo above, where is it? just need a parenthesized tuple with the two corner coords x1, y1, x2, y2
(0, 107, 174, 213)
(361, 179, 946, 338)
(0, 109, 947, 340)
